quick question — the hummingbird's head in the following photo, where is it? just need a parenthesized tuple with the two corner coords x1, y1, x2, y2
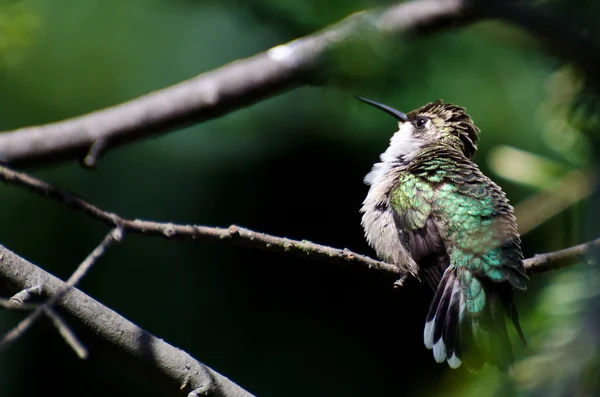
(358, 97, 480, 160)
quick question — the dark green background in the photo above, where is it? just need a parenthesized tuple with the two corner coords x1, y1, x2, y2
(0, 1, 597, 396)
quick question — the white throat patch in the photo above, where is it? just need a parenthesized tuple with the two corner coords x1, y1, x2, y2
(364, 122, 423, 186)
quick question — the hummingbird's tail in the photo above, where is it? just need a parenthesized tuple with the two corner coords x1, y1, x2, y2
(423, 266, 525, 371)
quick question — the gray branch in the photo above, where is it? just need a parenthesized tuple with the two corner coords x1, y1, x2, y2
(0, 0, 592, 169)
(523, 238, 600, 275)
(0, 0, 469, 167)
(0, 245, 255, 397)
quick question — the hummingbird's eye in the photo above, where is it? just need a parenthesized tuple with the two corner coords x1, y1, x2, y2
(414, 116, 428, 129)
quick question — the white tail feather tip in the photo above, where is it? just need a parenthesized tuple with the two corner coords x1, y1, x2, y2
(433, 339, 447, 363)
(424, 319, 435, 349)
(447, 352, 462, 369)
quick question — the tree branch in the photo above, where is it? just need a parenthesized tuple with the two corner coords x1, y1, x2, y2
(0, 246, 255, 397)
(0, 0, 470, 167)
(523, 238, 600, 275)
(0, 0, 592, 170)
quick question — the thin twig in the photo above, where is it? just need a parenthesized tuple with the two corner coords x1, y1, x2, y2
(44, 307, 89, 359)
(0, 228, 123, 349)
(82, 139, 108, 169)
(0, 299, 36, 311)
(1, 286, 88, 358)
(8, 285, 42, 305)
(0, 164, 594, 286)
(0, 0, 469, 167)
(0, 164, 400, 275)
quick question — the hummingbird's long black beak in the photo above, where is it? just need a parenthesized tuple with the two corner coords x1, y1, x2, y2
(357, 96, 408, 122)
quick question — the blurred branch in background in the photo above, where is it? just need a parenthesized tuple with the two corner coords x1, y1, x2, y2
(489, 146, 596, 235)
(0, 0, 470, 167)
(479, 1, 600, 90)
(0, 245, 255, 397)
(515, 168, 596, 235)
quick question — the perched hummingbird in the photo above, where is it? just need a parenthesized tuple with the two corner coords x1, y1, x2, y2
(358, 98, 528, 371)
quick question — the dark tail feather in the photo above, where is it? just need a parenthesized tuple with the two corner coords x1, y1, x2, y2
(424, 268, 465, 368)
(423, 271, 447, 348)
(424, 268, 525, 371)
(500, 286, 527, 347)
(485, 287, 514, 371)
(511, 300, 527, 346)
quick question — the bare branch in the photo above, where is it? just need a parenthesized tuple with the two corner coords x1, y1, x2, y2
(523, 238, 600, 275)
(0, 0, 469, 167)
(0, 164, 594, 287)
(0, 163, 399, 275)
(0, 245, 255, 397)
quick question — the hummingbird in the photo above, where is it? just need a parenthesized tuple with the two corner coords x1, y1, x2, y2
(358, 97, 528, 371)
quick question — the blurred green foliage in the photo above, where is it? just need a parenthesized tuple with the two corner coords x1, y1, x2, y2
(0, 2, 36, 73)
(0, 0, 598, 396)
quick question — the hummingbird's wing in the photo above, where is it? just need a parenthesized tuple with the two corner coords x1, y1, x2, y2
(390, 176, 448, 290)
(391, 146, 528, 371)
